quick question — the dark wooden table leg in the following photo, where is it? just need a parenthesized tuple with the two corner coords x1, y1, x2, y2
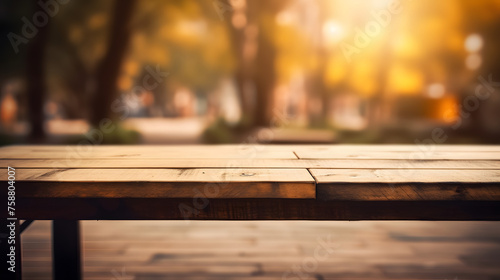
(52, 220, 81, 280)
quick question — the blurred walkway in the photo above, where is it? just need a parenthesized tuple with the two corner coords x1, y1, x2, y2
(22, 221, 500, 279)
(6, 118, 207, 144)
(123, 118, 206, 144)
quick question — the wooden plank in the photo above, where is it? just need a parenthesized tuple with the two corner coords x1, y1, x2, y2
(295, 150, 500, 160)
(14, 198, 500, 220)
(292, 144, 500, 152)
(315, 182, 500, 201)
(0, 168, 315, 199)
(310, 169, 500, 201)
(301, 159, 500, 169)
(0, 159, 306, 169)
(0, 145, 298, 159)
(4, 144, 500, 152)
(3, 145, 500, 159)
(309, 169, 500, 183)
(2, 159, 499, 169)
(2, 168, 313, 183)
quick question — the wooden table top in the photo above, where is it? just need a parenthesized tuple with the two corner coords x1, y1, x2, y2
(1, 145, 500, 220)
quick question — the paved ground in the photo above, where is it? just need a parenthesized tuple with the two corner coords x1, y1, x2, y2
(4, 118, 207, 144)
(21, 220, 500, 279)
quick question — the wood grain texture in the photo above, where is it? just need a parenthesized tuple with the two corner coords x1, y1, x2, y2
(1, 159, 499, 169)
(295, 150, 500, 160)
(292, 144, 500, 152)
(316, 183, 500, 201)
(0, 145, 298, 159)
(0, 168, 315, 199)
(310, 169, 500, 183)
(4, 144, 500, 151)
(0, 159, 307, 169)
(1, 168, 313, 183)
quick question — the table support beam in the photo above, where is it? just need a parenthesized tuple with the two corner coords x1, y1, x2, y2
(16, 199, 500, 221)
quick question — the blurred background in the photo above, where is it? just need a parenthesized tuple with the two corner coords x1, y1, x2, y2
(1, 0, 500, 145)
(2, 0, 500, 279)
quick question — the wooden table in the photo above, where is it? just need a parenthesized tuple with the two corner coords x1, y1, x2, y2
(1, 144, 500, 279)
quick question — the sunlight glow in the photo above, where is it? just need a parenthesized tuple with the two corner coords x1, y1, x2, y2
(464, 34, 483, 53)
(276, 11, 296, 26)
(322, 20, 344, 45)
(465, 53, 482, 70)
(426, 83, 445, 99)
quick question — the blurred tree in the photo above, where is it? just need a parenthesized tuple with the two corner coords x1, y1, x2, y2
(460, 1, 500, 79)
(47, 0, 111, 119)
(223, 0, 290, 127)
(249, 0, 291, 126)
(458, 1, 500, 138)
(90, 0, 136, 127)
(26, 0, 50, 142)
(220, 0, 252, 123)
(0, 0, 28, 80)
(128, 0, 234, 116)
(307, 0, 328, 126)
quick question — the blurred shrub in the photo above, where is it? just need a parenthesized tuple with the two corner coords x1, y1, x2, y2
(66, 123, 141, 145)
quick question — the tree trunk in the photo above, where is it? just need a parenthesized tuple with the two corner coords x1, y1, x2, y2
(253, 27, 276, 126)
(248, 0, 284, 127)
(90, 0, 136, 127)
(221, 0, 253, 122)
(222, 0, 288, 127)
(26, 5, 50, 142)
(307, 46, 329, 126)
